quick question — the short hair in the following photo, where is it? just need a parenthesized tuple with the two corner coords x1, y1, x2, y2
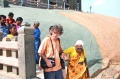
(8, 12, 14, 16)
(9, 24, 16, 30)
(34, 21, 40, 25)
(49, 24, 63, 35)
(0, 15, 6, 20)
(16, 17, 23, 21)
(8, 24, 16, 34)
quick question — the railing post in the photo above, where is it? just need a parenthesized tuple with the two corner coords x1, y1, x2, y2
(18, 26, 36, 79)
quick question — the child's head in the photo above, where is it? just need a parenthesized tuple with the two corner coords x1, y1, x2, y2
(33, 21, 40, 28)
(8, 12, 14, 19)
(9, 24, 17, 35)
(16, 17, 23, 26)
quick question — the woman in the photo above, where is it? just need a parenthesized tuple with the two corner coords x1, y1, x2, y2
(7, 24, 17, 40)
(38, 24, 64, 79)
(63, 40, 90, 79)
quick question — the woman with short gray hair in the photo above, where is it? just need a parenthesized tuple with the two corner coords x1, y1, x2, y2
(38, 24, 64, 79)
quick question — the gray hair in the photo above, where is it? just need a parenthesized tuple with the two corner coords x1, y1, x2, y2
(34, 21, 40, 25)
(49, 24, 63, 35)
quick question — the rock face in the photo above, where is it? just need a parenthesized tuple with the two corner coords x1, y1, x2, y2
(59, 11, 120, 78)
(91, 58, 120, 79)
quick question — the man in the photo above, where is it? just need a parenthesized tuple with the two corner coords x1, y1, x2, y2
(0, 15, 9, 37)
(33, 21, 41, 64)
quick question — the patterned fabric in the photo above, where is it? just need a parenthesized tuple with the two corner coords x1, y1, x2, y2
(64, 47, 89, 79)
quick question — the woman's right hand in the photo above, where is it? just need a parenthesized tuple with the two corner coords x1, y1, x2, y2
(46, 59, 54, 67)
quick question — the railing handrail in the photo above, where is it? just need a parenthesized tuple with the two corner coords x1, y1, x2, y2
(0, 26, 36, 79)
(0, 41, 18, 50)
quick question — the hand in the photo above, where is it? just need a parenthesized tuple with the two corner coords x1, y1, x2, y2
(46, 59, 54, 67)
(61, 53, 67, 59)
(61, 53, 69, 61)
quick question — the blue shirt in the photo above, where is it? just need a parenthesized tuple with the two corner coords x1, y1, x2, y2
(0, 25, 9, 37)
(34, 28, 41, 46)
(34, 27, 41, 64)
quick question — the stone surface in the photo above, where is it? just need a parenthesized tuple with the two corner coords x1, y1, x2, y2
(0, 70, 20, 79)
(18, 26, 36, 79)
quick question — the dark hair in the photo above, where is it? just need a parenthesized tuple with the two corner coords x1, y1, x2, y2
(9, 24, 16, 29)
(16, 17, 23, 21)
(49, 24, 63, 35)
(0, 15, 6, 20)
(8, 24, 16, 34)
(8, 12, 14, 16)
(49, 26, 53, 31)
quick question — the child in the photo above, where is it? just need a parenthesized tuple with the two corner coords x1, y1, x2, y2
(7, 24, 17, 40)
(6, 12, 15, 25)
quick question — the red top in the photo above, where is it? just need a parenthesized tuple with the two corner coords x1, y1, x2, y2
(6, 18, 15, 24)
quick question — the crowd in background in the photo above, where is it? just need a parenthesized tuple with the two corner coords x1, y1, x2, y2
(0, 12, 41, 72)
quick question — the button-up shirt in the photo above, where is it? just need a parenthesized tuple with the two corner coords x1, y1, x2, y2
(0, 25, 9, 37)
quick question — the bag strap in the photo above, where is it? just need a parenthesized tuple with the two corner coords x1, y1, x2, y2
(39, 36, 54, 66)
(49, 36, 61, 55)
(49, 37, 54, 55)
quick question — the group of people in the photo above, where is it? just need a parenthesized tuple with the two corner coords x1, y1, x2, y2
(38, 24, 90, 79)
(0, 12, 90, 79)
(0, 12, 23, 39)
(0, 12, 41, 67)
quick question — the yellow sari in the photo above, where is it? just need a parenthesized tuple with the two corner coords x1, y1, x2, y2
(64, 47, 89, 79)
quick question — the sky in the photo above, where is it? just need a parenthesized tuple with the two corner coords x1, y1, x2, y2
(82, 0, 120, 18)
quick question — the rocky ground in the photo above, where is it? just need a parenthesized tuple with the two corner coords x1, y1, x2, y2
(59, 11, 120, 79)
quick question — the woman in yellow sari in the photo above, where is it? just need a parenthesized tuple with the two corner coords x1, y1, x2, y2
(63, 40, 90, 79)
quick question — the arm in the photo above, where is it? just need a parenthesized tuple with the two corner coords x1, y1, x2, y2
(61, 53, 69, 61)
(62, 47, 74, 61)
